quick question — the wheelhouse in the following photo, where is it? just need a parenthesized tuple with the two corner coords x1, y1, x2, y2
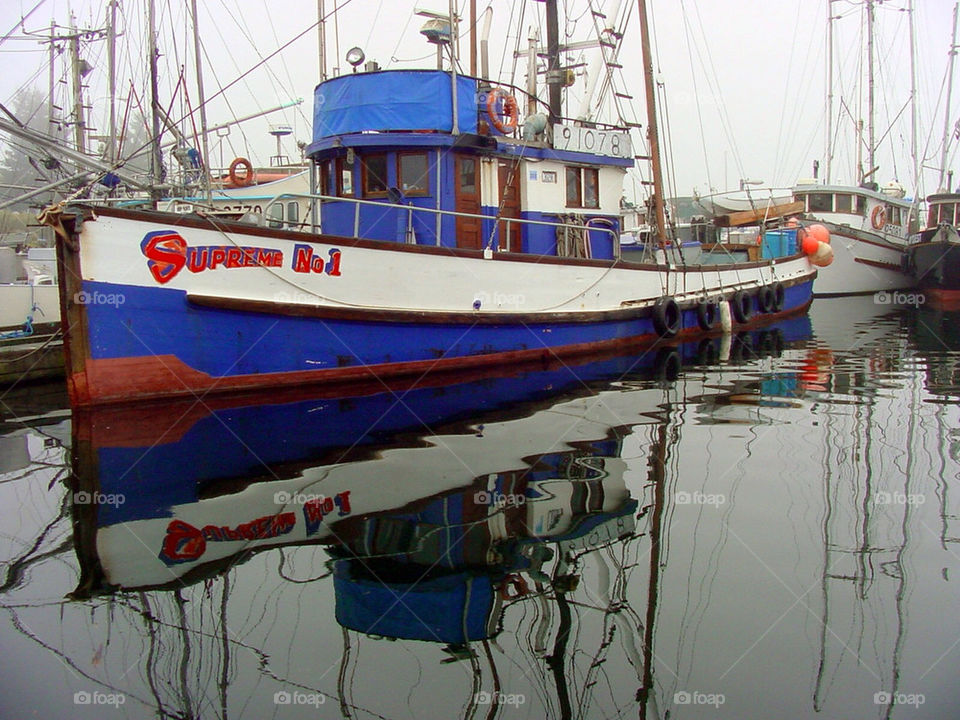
(304, 69, 631, 259)
(792, 185, 911, 230)
(926, 194, 960, 228)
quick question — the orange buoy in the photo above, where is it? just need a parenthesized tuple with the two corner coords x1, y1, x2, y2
(801, 235, 820, 255)
(806, 223, 830, 244)
(811, 241, 834, 267)
(786, 217, 800, 228)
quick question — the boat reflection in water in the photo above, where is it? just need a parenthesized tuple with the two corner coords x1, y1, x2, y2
(63, 320, 813, 718)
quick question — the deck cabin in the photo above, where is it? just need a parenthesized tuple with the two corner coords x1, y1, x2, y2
(792, 183, 916, 241)
(925, 193, 960, 228)
(303, 70, 631, 259)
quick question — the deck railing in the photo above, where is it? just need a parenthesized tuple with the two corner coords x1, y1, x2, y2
(260, 192, 621, 259)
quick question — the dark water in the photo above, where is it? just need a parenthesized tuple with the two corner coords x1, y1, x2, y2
(1, 297, 958, 719)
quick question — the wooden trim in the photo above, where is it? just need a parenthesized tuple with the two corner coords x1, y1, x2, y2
(188, 272, 812, 325)
(853, 256, 904, 272)
(189, 293, 652, 325)
(712, 201, 804, 228)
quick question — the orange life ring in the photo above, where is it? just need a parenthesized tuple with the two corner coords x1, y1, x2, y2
(486, 88, 519, 134)
(871, 205, 887, 230)
(228, 157, 254, 187)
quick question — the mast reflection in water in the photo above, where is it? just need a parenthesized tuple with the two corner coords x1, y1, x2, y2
(1, 304, 959, 719)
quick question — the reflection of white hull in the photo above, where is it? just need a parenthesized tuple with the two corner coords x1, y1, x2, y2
(95, 390, 656, 589)
(813, 228, 912, 296)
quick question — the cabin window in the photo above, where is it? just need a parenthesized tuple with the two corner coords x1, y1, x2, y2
(807, 193, 833, 212)
(459, 157, 477, 194)
(336, 157, 354, 197)
(287, 202, 299, 228)
(835, 194, 853, 213)
(936, 203, 960, 225)
(398, 152, 429, 195)
(362, 154, 388, 197)
(566, 166, 600, 209)
(268, 203, 284, 229)
(856, 195, 867, 215)
(886, 205, 901, 226)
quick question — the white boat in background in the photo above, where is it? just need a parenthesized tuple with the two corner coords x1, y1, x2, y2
(0, 247, 63, 384)
(792, 181, 915, 296)
(695, 188, 794, 216)
(0, 247, 60, 335)
(157, 166, 311, 231)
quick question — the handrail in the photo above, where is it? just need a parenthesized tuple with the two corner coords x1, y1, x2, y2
(260, 191, 620, 250)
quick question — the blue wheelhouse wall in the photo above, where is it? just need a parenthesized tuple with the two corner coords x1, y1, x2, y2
(308, 70, 625, 256)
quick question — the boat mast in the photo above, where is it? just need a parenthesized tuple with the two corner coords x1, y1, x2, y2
(637, 0, 668, 245)
(939, 3, 959, 192)
(908, 0, 918, 191)
(68, 13, 87, 155)
(47, 22, 56, 140)
(317, 0, 327, 81)
(107, 0, 117, 167)
(866, 0, 876, 182)
(469, 0, 477, 76)
(189, 0, 212, 200)
(825, 1, 835, 184)
(147, 0, 163, 203)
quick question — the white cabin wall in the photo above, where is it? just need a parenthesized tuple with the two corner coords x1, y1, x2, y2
(520, 160, 624, 215)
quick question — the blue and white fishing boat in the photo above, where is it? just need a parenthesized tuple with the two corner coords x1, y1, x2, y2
(42, 0, 823, 407)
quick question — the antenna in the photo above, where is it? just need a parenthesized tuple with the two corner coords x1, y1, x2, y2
(269, 124, 293, 167)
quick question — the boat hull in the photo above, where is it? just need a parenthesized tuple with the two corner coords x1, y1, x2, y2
(906, 228, 960, 309)
(811, 223, 912, 296)
(53, 206, 817, 406)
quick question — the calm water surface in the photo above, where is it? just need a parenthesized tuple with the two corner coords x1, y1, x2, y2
(0, 297, 958, 719)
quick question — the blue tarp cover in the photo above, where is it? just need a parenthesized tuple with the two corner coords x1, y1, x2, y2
(313, 71, 478, 140)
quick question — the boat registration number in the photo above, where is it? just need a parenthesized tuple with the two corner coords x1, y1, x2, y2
(554, 124, 632, 158)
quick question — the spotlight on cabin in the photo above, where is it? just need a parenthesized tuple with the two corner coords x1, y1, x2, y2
(346, 47, 366, 72)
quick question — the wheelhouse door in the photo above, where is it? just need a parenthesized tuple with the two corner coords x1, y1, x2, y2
(498, 159, 522, 253)
(454, 154, 482, 250)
